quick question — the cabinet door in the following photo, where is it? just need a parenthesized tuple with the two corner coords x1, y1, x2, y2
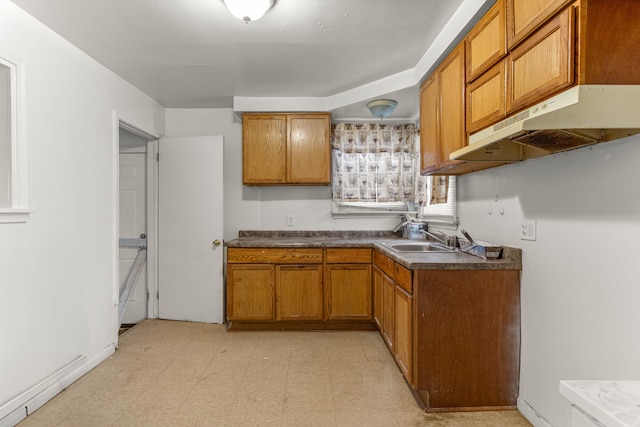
(467, 60, 506, 133)
(382, 274, 395, 349)
(227, 264, 275, 321)
(506, 0, 573, 48)
(287, 114, 331, 184)
(419, 74, 440, 174)
(439, 42, 467, 169)
(394, 285, 413, 384)
(242, 114, 287, 185)
(325, 264, 372, 320)
(506, 6, 575, 114)
(373, 266, 384, 330)
(465, 0, 506, 83)
(276, 265, 323, 320)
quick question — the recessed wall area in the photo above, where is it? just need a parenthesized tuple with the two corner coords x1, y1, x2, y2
(0, 62, 11, 209)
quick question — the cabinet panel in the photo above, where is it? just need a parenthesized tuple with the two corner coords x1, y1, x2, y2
(227, 264, 275, 321)
(277, 265, 323, 320)
(419, 75, 440, 173)
(287, 114, 331, 184)
(506, 0, 572, 48)
(394, 285, 413, 383)
(373, 250, 395, 279)
(325, 264, 372, 320)
(373, 266, 384, 330)
(227, 248, 323, 264)
(382, 274, 395, 349)
(242, 114, 287, 184)
(394, 263, 412, 294)
(467, 60, 506, 133)
(507, 6, 575, 114)
(439, 43, 467, 169)
(466, 0, 506, 82)
(325, 248, 371, 264)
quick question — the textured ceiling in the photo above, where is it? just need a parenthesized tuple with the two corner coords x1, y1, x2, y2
(10, 0, 467, 118)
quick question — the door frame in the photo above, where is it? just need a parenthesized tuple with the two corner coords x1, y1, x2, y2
(116, 119, 160, 327)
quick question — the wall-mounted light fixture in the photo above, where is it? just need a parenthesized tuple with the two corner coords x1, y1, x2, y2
(367, 99, 398, 118)
(223, 0, 275, 23)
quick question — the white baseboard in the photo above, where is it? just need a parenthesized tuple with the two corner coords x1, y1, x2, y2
(518, 396, 553, 427)
(0, 343, 115, 427)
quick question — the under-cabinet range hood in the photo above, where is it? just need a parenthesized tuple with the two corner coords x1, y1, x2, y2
(451, 85, 640, 162)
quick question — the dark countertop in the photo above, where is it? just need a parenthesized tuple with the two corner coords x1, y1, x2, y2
(225, 231, 521, 271)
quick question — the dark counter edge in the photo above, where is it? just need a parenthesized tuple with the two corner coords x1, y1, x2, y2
(225, 231, 522, 271)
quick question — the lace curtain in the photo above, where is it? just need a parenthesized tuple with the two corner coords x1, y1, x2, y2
(332, 123, 428, 204)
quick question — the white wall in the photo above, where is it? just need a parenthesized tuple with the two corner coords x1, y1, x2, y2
(164, 108, 400, 240)
(0, 1, 163, 424)
(448, 135, 640, 427)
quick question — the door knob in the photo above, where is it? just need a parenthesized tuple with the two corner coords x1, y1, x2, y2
(212, 239, 221, 247)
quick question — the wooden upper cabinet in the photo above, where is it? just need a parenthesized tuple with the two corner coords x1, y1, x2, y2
(465, 0, 506, 83)
(242, 112, 331, 185)
(467, 60, 506, 133)
(419, 75, 439, 173)
(438, 43, 467, 169)
(506, 6, 575, 114)
(287, 114, 331, 184)
(420, 42, 466, 175)
(506, 0, 573, 49)
(243, 114, 287, 184)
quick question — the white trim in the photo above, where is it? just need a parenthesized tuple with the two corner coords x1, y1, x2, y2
(146, 139, 159, 319)
(0, 52, 29, 219)
(0, 344, 115, 427)
(518, 397, 553, 427)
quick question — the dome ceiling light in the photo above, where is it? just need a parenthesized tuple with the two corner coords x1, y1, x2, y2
(367, 99, 398, 118)
(222, 0, 275, 23)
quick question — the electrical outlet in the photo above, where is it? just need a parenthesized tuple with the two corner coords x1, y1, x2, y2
(287, 215, 295, 226)
(521, 219, 536, 241)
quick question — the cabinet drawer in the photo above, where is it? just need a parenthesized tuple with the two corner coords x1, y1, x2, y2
(325, 248, 372, 264)
(227, 248, 323, 264)
(394, 264, 412, 294)
(373, 250, 395, 279)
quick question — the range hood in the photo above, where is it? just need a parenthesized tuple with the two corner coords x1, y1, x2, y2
(451, 85, 640, 162)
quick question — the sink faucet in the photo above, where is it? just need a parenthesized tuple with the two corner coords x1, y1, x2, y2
(419, 230, 449, 246)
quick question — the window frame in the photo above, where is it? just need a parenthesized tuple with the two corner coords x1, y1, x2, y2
(0, 53, 29, 224)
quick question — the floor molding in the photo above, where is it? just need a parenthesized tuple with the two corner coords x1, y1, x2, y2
(518, 396, 552, 427)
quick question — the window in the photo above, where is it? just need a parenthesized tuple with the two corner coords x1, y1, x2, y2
(331, 123, 456, 224)
(0, 54, 28, 223)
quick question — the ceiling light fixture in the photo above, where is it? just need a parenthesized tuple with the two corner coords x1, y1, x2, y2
(367, 99, 398, 118)
(223, 0, 275, 23)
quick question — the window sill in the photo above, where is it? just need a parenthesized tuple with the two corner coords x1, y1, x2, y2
(0, 209, 31, 223)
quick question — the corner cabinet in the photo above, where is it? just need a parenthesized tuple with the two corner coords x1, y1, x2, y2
(242, 113, 331, 185)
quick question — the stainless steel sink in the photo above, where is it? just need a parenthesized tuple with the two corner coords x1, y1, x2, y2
(381, 242, 455, 253)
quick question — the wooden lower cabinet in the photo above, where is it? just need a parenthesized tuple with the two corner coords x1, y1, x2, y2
(373, 266, 383, 329)
(276, 265, 323, 320)
(413, 269, 521, 410)
(226, 264, 275, 321)
(394, 285, 413, 382)
(381, 274, 395, 350)
(325, 248, 372, 321)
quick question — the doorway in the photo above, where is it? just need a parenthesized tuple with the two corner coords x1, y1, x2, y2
(118, 127, 154, 325)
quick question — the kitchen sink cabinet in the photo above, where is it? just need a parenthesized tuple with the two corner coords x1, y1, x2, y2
(413, 269, 521, 410)
(324, 248, 372, 321)
(373, 250, 414, 385)
(420, 42, 466, 175)
(242, 113, 331, 186)
(226, 248, 323, 322)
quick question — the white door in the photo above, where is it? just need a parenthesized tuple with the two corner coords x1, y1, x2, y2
(158, 135, 224, 323)
(119, 152, 148, 323)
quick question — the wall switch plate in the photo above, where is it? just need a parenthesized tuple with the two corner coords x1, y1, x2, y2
(287, 215, 295, 226)
(521, 219, 536, 241)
